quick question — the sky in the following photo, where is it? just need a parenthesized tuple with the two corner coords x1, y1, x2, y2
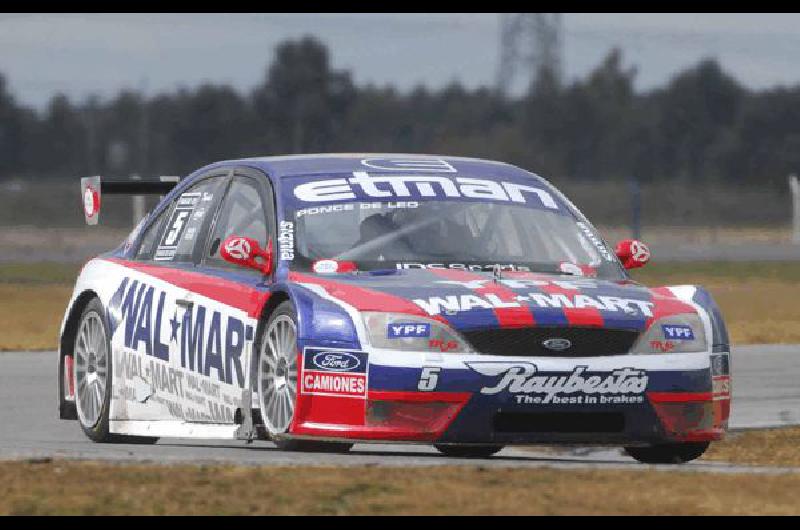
(1, 12, 800, 109)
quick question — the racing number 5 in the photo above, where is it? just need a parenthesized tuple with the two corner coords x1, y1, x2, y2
(418, 366, 441, 392)
(164, 210, 190, 246)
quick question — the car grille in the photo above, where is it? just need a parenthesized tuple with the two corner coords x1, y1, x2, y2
(462, 327, 640, 357)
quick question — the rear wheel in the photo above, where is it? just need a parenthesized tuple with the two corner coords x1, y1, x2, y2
(73, 298, 158, 444)
(434, 444, 504, 458)
(624, 441, 709, 464)
(257, 301, 353, 453)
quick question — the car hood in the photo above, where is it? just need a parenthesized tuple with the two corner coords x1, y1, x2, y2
(288, 268, 697, 333)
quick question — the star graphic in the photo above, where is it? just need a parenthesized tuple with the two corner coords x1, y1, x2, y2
(169, 311, 181, 342)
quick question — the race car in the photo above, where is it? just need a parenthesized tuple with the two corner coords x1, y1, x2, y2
(58, 154, 731, 464)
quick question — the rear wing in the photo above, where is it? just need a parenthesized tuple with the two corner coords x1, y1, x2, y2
(81, 175, 181, 225)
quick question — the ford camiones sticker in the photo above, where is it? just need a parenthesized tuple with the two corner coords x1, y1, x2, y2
(301, 348, 369, 399)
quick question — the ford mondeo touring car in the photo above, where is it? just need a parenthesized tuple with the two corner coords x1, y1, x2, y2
(58, 154, 731, 464)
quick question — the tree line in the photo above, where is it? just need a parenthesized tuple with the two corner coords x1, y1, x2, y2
(1, 35, 798, 190)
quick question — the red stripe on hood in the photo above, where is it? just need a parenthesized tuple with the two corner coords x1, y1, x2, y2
(503, 270, 604, 327)
(425, 268, 535, 328)
(104, 258, 270, 318)
(288, 271, 436, 319)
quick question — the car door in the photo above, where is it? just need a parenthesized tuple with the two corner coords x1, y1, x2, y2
(180, 168, 276, 425)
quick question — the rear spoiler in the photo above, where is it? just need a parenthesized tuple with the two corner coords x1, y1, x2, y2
(81, 175, 181, 225)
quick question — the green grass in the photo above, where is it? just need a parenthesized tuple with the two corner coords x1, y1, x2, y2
(0, 262, 82, 285)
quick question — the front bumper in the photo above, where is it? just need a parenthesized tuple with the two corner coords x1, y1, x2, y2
(290, 348, 731, 446)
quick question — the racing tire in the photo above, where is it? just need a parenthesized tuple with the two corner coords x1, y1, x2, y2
(623, 441, 710, 464)
(256, 300, 353, 454)
(73, 297, 159, 445)
(434, 444, 504, 458)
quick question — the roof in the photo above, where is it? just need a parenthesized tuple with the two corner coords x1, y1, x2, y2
(210, 153, 531, 180)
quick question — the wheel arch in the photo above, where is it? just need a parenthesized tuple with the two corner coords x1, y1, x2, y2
(58, 289, 101, 420)
(249, 289, 293, 392)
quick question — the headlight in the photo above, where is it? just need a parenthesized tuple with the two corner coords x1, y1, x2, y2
(629, 313, 708, 354)
(362, 312, 474, 353)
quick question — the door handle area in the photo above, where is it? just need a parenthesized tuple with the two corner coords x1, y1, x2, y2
(176, 298, 194, 308)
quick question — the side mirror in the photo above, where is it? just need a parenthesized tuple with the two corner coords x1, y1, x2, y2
(220, 235, 273, 275)
(615, 239, 651, 270)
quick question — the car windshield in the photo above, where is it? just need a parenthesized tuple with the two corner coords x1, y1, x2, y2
(284, 182, 625, 280)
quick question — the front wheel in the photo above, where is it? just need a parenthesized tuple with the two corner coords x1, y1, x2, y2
(434, 444, 504, 458)
(256, 301, 353, 454)
(624, 441, 710, 464)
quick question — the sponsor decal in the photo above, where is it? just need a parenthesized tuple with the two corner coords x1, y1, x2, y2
(397, 262, 531, 272)
(465, 362, 649, 405)
(115, 349, 238, 423)
(434, 277, 599, 291)
(629, 240, 651, 264)
(312, 260, 338, 274)
(309, 351, 363, 372)
(295, 201, 420, 219)
(428, 338, 460, 352)
(293, 172, 560, 210)
(278, 221, 295, 260)
(387, 322, 431, 338)
(662, 324, 695, 340)
(108, 274, 256, 424)
(311, 259, 358, 274)
(107, 277, 254, 387)
(712, 375, 731, 399)
(413, 292, 654, 317)
(301, 348, 368, 398)
(649, 340, 676, 353)
(576, 221, 614, 262)
(176, 192, 201, 208)
(223, 237, 252, 260)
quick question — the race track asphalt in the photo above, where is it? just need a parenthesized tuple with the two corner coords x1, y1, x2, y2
(0, 346, 797, 473)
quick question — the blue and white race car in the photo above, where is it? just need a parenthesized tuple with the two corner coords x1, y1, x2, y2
(58, 154, 731, 463)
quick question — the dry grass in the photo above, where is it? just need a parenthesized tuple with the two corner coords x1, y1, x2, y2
(0, 284, 73, 351)
(705, 427, 800, 467)
(1, 460, 799, 515)
(631, 262, 800, 344)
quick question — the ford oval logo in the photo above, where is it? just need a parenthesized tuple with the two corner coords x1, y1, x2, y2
(312, 352, 361, 372)
(542, 338, 572, 351)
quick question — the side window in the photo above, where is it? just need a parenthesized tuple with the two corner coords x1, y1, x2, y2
(135, 204, 173, 260)
(138, 176, 225, 263)
(206, 176, 269, 267)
